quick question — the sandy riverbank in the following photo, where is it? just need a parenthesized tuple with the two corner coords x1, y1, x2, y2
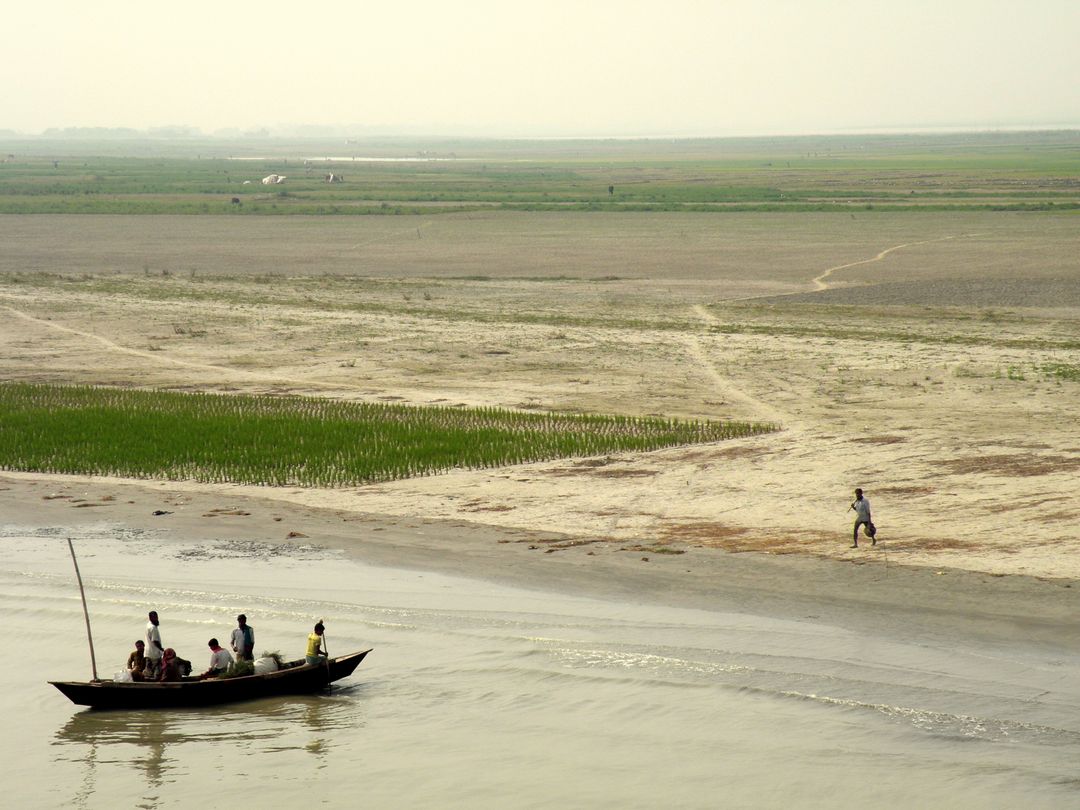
(5, 472, 1078, 654)
(5, 214, 1080, 584)
(3, 212, 1080, 627)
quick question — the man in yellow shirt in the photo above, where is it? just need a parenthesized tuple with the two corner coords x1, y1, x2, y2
(306, 621, 328, 665)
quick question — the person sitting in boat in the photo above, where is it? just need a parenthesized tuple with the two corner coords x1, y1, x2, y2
(305, 621, 328, 665)
(200, 638, 234, 679)
(159, 648, 183, 681)
(126, 640, 146, 681)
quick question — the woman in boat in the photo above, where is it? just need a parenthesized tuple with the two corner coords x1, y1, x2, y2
(159, 648, 182, 681)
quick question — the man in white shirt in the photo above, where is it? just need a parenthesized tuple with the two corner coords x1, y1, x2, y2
(850, 488, 874, 548)
(201, 638, 234, 679)
(144, 611, 164, 679)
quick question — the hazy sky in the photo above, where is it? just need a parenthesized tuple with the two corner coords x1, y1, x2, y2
(6, 0, 1079, 137)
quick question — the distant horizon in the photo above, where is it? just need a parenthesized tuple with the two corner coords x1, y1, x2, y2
(4, 122, 1080, 142)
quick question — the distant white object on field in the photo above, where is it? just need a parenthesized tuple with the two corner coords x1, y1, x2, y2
(325, 173, 344, 183)
(261, 174, 287, 185)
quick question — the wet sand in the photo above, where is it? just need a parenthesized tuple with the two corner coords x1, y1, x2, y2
(5, 471, 1077, 656)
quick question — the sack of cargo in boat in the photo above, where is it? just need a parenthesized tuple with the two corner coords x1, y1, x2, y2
(113, 670, 133, 683)
(253, 656, 279, 675)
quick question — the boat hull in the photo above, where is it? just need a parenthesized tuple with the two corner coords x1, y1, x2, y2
(50, 650, 371, 709)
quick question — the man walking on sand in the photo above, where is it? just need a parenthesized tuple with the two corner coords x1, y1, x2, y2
(850, 488, 874, 548)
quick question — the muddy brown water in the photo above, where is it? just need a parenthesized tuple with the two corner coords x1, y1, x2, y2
(5, 522, 1080, 809)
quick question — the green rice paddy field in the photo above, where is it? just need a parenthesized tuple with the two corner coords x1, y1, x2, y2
(0, 383, 773, 486)
(1, 130, 1078, 215)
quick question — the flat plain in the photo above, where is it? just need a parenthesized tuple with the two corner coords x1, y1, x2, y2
(2, 133, 1079, 579)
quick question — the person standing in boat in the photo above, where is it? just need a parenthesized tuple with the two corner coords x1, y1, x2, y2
(231, 614, 255, 661)
(144, 611, 165, 679)
(200, 638, 234, 679)
(306, 621, 328, 665)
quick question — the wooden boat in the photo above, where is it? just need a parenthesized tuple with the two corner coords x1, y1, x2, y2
(50, 650, 372, 709)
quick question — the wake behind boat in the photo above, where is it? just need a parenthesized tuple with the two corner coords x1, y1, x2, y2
(51, 649, 372, 709)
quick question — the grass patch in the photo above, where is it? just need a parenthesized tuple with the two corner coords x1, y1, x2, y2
(1042, 362, 1080, 381)
(0, 383, 776, 486)
(708, 321, 1080, 351)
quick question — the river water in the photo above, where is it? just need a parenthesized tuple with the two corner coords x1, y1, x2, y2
(4, 522, 1080, 809)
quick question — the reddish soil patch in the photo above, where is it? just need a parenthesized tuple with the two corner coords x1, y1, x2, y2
(874, 485, 934, 496)
(658, 522, 830, 554)
(620, 544, 686, 555)
(542, 463, 657, 479)
(666, 445, 767, 462)
(659, 522, 749, 542)
(590, 468, 657, 479)
(709, 445, 772, 461)
(937, 454, 1080, 477)
(885, 536, 987, 552)
(986, 496, 1068, 513)
(461, 502, 514, 512)
(1041, 510, 1078, 522)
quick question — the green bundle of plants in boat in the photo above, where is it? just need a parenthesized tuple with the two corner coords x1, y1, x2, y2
(0, 383, 776, 487)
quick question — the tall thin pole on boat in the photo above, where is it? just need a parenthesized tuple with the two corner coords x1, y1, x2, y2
(67, 538, 99, 681)
(323, 630, 331, 693)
